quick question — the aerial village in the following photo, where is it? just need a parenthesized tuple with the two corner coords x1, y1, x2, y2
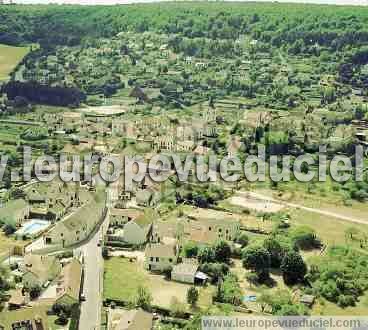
(1, 4, 368, 330)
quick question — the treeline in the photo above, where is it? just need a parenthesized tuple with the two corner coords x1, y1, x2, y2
(2, 81, 86, 107)
(0, 3, 368, 52)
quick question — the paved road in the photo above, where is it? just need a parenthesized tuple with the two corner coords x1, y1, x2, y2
(238, 191, 368, 225)
(76, 211, 109, 330)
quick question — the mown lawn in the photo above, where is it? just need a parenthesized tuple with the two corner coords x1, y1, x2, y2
(103, 257, 148, 302)
(0, 44, 29, 81)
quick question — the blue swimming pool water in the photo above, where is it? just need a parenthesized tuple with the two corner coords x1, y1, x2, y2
(243, 295, 257, 302)
(16, 220, 50, 236)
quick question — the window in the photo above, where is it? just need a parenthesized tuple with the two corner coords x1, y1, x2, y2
(150, 257, 154, 262)
(156, 257, 159, 262)
(218, 228, 222, 233)
(169, 258, 173, 263)
(209, 227, 212, 231)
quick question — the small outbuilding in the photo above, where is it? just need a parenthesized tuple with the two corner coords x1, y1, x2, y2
(299, 294, 315, 307)
(171, 263, 198, 284)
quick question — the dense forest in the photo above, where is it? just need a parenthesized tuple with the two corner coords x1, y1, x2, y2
(2, 81, 86, 107)
(1, 3, 368, 51)
(1, 3, 368, 87)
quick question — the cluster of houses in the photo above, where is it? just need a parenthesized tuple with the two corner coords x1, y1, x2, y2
(1, 254, 83, 329)
(106, 192, 240, 284)
(0, 182, 80, 235)
(111, 101, 218, 156)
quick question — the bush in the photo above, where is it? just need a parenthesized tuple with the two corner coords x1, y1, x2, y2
(3, 223, 16, 236)
(337, 295, 356, 308)
(290, 226, 318, 250)
(28, 284, 42, 300)
(235, 232, 249, 247)
(187, 286, 199, 306)
(199, 263, 229, 284)
(213, 241, 231, 264)
(20, 127, 48, 141)
(102, 247, 109, 259)
(183, 242, 199, 258)
(56, 312, 69, 326)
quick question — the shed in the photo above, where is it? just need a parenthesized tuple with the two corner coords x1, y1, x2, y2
(300, 294, 315, 307)
(171, 263, 198, 284)
(195, 271, 210, 284)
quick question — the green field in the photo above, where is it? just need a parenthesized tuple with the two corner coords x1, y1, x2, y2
(0, 44, 29, 81)
(104, 257, 148, 302)
(104, 257, 214, 309)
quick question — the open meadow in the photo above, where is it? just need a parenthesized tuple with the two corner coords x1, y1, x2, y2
(0, 44, 29, 81)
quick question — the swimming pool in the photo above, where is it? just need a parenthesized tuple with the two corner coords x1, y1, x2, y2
(243, 295, 257, 302)
(16, 220, 50, 237)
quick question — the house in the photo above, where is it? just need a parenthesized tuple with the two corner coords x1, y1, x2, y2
(176, 140, 195, 152)
(176, 125, 196, 142)
(227, 136, 243, 157)
(123, 214, 153, 245)
(203, 107, 217, 123)
(112, 120, 137, 139)
(181, 215, 240, 246)
(136, 188, 160, 207)
(44, 196, 106, 248)
(151, 221, 179, 245)
(55, 259, 83, 306)
(144, 244, 178, 272)
(27, 183, 78, 221)
(110, 209, 144, 227)
(183, 222, 219, 246)
(153, 136, 175, 151)
(130, 86, 150, 103)
(196, 217, 240, 242)
(193, 145, 212, 156)
(20, 254, 61, 288)
(7, 289, 30, 310)
(171, 262, 198, 284)
(114, 309, 153, 330)
(0, 306, 48, 330)
(62, 112, 82, 130)
(195, 62, 208, 70)
(114, 191, 133, 209)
